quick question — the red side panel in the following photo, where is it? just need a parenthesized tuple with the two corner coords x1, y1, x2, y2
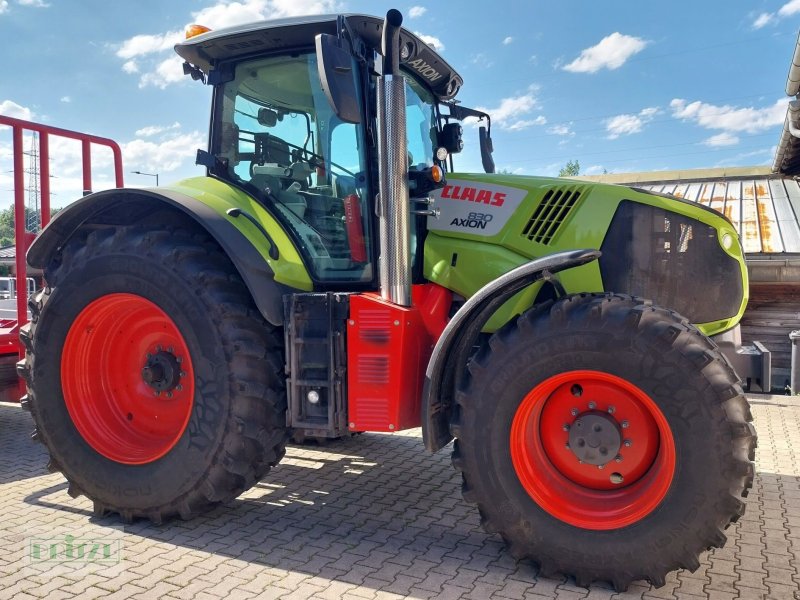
(343, 194, 367, 263)
(347, 294, 433, 432)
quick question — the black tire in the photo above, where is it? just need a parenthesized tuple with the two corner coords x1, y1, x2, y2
(451, 293, 756, 591)
(18, 225, 289, 523)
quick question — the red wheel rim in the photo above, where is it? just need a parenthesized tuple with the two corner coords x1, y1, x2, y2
(510, 370, 675, 530)
(61, 293, 195, 465)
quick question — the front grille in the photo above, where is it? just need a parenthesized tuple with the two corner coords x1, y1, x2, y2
(599, 201, 743, 324)
(521, 187, 583, 244)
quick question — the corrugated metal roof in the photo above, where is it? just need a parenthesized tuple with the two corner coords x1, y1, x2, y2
(637, 176, 800, 254)
(577, 168, 800, 255)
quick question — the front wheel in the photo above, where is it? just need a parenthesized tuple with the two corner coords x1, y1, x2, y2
(452, 293, 756, 591)
(19, 226, 289, 523)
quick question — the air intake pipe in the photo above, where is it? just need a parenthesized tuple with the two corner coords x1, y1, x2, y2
(376, 9, 412, 307)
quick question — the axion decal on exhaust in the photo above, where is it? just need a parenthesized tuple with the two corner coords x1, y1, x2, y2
(429, 179, 528, 236)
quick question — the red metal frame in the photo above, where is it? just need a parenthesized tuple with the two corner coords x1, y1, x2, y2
(347, 284, 452, 432)
(0, 115, 124, 399)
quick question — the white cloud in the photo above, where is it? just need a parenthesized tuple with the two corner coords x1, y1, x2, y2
(123, 131, 206, 173)
(408, 6, 426, 18)
(414, 31, 444, 52)
(547, 123, 575, 137)
(0, 1, 8, 15)
(563, 32, 647, 74)
(18, 0, 49, 6)
(0, 100, 34, 121)
(752, 12, 775, 29)
(473, 90, 544, 131)
(122, 60, 139, 74)
(135, 122, 182, 137)
(752, 1, 800, 29)
(60, 96, 71, 103)
(670, 98, 785, 134)
(117, 0, 341, 87)
(138, 57, 187, 89)
(779, 0, 800, 16)
(703, 132, 740, 147)
(116, 30, 183, 60)
(605, 106, 659, 139)
(507, 116, 547, 131)
(470, 53, 494, 69)
(502, 36, 514, 45)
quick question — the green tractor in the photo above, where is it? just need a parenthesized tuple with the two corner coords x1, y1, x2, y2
(20, 9, 757, 591)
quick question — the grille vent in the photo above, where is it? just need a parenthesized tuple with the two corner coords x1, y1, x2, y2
(521, 187, 583, 244)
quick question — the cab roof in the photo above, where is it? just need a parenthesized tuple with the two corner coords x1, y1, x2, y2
(174, 13, 463, 101)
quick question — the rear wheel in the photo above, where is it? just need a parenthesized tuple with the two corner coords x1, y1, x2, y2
(19, 226, 288, 523)
(452, 293, 756, 591)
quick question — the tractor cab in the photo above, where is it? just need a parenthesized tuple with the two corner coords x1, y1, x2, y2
(176, 14, 489, 287)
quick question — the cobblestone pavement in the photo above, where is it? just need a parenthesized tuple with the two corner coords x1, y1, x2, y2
(0, 395, 798, 600)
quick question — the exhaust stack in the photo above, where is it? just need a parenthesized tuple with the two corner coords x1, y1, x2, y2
(376, 9, 412, 307)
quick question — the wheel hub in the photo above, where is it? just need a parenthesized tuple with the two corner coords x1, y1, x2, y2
(141, 351, 181, 393)
(568, 412, 621, 466)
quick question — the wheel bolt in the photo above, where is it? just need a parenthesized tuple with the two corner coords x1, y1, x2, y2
(166, 392, 173, 398)
(157, 345, 162, 352)
(588, 401, 596, 410)
(615, 455, 623, 462)
(565, 442, 570, 449)
(570, 407, 579, 416)
(562, 424, 570, 432)
(608, 406, 615, 414)
(180, 371, 186, 378)
(621, 420, 629, 429)
(154, 391, 160, 397)
(624, 439, 632, 447)
(168, 346, 174, 353)
(146, 353, 152, 359)
(597, 464, 605, 470)
(176, 385, 183, 391)
(176, 357, 183, 364)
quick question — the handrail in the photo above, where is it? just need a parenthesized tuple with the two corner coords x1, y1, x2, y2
(0, 115, 124, 356)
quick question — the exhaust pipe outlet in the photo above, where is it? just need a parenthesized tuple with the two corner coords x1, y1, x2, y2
(376, 9, 412, 307)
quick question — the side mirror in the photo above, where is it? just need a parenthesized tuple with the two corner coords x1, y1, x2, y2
(438, 123, 464, 154)
(315, 34, 362, 124)
(479, 126, 495, 174)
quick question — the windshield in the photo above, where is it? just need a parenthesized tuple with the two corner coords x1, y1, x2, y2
(216, 53, 373, 283)
(404, 76, 437, 171)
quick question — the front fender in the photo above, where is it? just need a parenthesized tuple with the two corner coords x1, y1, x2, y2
(28, 176, 313, 326)
(421, 248, 601, 452)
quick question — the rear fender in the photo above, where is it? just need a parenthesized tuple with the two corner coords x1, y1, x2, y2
(28, 178, 313, 326)
(421, 248, 601, 452)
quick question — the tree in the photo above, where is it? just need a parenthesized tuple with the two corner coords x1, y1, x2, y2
(558, 160, 580, 177)
(0, 206, 60, 247)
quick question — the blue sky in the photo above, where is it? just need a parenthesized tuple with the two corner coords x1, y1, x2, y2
(0, 0, 797, 208)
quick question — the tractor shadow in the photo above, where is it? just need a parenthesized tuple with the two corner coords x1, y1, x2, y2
(20, 395, 798, 598)
(23, 429, 630, 595)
